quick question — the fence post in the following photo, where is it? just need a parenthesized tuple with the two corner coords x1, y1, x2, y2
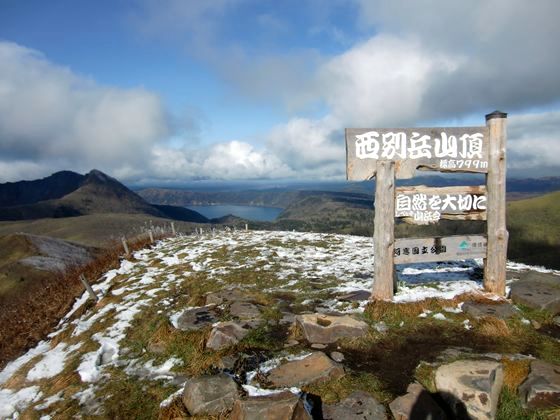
(79, 274, 99, 302)
(484, 111, 508, 295)
(148, 230, 154, 243)
(245, 223, 248, 231)
(373, 160, 396, 300)
(171, 222, 176, 236)
(121, 237, 130, 256)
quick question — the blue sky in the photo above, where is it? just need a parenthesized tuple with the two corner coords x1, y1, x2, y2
(1, 0, 559, 183)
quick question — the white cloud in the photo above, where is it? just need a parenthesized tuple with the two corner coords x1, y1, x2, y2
(0, 42, 169, 180)
(318, 35, 458, 127)
(508, 111, 560, 176)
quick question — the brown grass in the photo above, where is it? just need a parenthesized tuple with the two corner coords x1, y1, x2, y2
(476, 317, 511, 337)
(501, 358, 531, 392)
(0, 231, 170, 370)
(365, 292, 497, 324)
(158, 397, 189, 420)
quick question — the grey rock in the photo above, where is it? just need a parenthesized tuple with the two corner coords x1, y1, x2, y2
(337, 290, 371, 302)
(284, 339, 299, 348)
(389, 383, 446, 420)
(310, 343, 327, 349)
(435, 360, 503, 420)
(330, 351, 345, 363)
(323, 390, 387, 420)
(279, 312, 296, 325)
(553, 315, 560, 327)
(182, 374, 239, 415)
(374, 321, 389, 333)
(267, 352, 344, 388)
(296, 313, 368, 344)
(518, 360, 560, 409)
(206, 321, 249, 350)
(230, 301, 262, 320)
(175, 305, 218, 331)
(206, 289, 251, 305)
(230, 391, 310, 420)
(510, 272, 560, 314)
(462, 302, 517, 319)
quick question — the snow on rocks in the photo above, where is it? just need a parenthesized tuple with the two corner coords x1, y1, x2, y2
(0, 229, 557, 418)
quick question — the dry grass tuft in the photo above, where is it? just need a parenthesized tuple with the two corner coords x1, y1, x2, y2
(477, 317, 511, 337)
(158, 396, 189, 420)
(501, 358, 530, 392)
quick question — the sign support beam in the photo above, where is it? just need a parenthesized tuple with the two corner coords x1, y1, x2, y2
(373, 160, 396, 300)
(484, 111, 508, 295)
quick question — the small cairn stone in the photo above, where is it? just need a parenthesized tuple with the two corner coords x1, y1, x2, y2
(296, 313, 368, 344)
(510, 272, 560, 313)
(267, 352, 344, 388)
(518, 360, 560, 409)
(330, 351, 345, 363)
(230, 391, 310, 420)
(175, 305, 218, 331)
(206, 321, 249, 350)
(322, 390, 387, 420)
(435, 360, 503, 420)
(182, 374, 239, 416)
(462, 301, 517, 319)
(389, 383, 446, 420)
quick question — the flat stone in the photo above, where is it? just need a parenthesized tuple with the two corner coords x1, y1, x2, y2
(518, 360, 560, 409)
(182, 374, 239, 416)
(279, 312, 296, 325)
(206, 289, 251, 305)
(553, 315, 560, 327)
(330, 351, 345, 363)
(389, 383, 446, 420)
(175, 305, 218, 331)
(296, 313, 368, 344)
(510, 272, 560, 314)
(310, 343, 327, 349)
(463, 302, 517, 319)
(284, 339, 299, 348)
(206, 321, 249, 350)
(322, 390, 387, 420)
(267, 352, 344, 388)
(337, 290, 371, 302)
(230, 391, 310, 420)
(230, 301, 262, 320)
(435, 360, 503, 420)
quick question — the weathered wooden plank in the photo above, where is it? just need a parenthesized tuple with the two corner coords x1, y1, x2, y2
(373, 160, 395, 300)
(484, 111, 508, 295)
(346, 126, 489, 180)
(395, 185, 487, 224)
(394, 235, 487, 264)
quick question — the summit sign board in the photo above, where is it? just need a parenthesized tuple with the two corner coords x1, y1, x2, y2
(345, 111, 508, 300)
(346, 127, 490, 180)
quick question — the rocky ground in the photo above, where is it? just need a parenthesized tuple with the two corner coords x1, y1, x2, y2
(0, 230, 559, 419)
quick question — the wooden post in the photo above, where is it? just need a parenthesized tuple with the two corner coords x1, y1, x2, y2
(373, 160, 396, 300)
(148, 230, 154, 243)
(245, 223, 248, 231)
(121, 237, 129, 256)
(171, 222, 176, 236)
(79, 274, 98, 302)
(484, 111, 508, 295)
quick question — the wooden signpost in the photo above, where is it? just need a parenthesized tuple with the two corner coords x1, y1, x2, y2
(345, 111, 508, 300)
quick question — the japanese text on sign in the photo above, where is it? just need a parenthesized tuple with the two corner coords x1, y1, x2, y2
(395, 193, 486, 222)
(355, 131, 487, 170)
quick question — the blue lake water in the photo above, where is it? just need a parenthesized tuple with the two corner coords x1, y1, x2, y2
(186, 205, 283, 222)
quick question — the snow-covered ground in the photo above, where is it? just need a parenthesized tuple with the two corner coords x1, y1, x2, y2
(0, 230, 557, 418)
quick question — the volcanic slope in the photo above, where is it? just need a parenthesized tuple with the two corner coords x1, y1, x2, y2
(0, 230, 558, 418)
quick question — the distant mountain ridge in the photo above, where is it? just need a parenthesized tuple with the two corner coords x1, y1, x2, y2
(0, 170, 208, 223)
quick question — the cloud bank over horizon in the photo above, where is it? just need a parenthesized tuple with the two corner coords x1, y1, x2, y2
(0, 0, 559, 184)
